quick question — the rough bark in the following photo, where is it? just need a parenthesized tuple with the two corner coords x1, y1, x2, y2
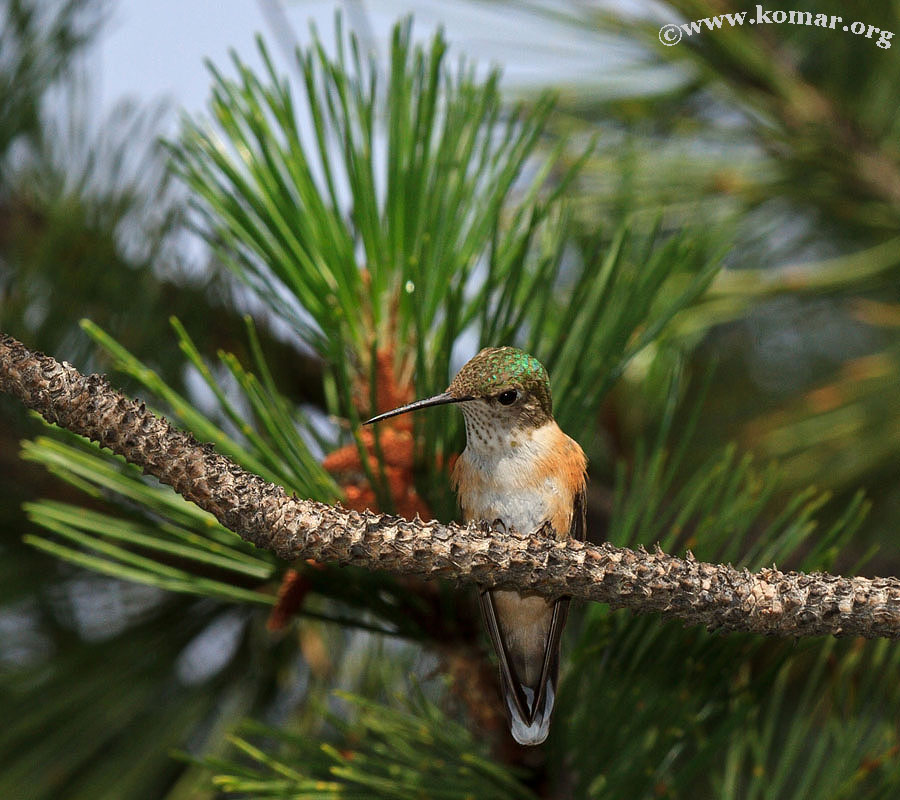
(2, 332, 900, 640)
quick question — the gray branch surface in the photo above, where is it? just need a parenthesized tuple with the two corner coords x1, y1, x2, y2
(3, 332, 900, 639)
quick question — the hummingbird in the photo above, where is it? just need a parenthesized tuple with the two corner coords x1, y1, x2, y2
(365, 346, 587, 745)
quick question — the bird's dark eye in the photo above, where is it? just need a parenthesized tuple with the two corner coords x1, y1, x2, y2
(497, 389, 518, 406)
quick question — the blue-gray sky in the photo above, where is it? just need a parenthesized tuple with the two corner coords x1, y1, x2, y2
(93, 0, 633, 128)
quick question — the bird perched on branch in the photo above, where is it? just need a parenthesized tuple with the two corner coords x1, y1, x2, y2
(366, 347, 587, 745)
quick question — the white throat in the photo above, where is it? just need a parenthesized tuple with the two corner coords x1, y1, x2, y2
(460, 401, 529, 457)
(458, 401, 556, 479)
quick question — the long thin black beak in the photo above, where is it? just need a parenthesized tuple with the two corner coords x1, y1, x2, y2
(363, 392, 471, 425)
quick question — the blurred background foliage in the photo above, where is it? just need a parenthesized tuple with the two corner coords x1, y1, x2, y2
(2, 0, 900, 797)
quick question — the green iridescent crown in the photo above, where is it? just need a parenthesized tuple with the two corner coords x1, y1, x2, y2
(449, 347, 551, 414)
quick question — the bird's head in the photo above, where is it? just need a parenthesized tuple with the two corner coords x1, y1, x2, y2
(364, 347, 552, 433)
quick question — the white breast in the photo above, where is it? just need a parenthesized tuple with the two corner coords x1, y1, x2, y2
(456, 407, 567, 535)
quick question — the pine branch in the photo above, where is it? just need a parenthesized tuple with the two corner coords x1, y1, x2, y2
(3, 331, 899, 640)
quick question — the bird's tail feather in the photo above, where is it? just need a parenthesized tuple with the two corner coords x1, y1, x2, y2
(479, 592, 569, 746)
(503, 671, 556, 746)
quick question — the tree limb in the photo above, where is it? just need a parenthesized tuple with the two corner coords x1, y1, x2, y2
(2, 331, 900, 640)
